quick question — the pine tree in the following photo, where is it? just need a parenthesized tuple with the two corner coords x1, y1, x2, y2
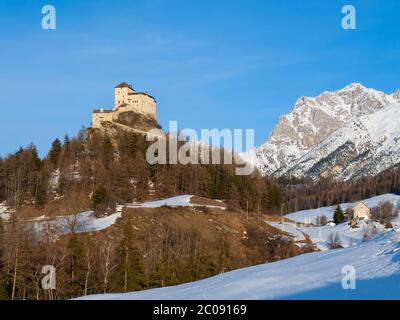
(66, 234, 85, 296)
(333, 205, 345, 224)
(91, 186, 108, 211)
(48, 138, 62, 166)
(28, 143, 42, 170)
(35, 183, 47, 207)
(64, 134, 70, 151)
(115, 223, 146, 292)
(261, 189, 270, 212)
(268, 183, 282, 210)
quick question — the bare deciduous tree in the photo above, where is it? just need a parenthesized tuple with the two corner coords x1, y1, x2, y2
(327, 232, 342, 249)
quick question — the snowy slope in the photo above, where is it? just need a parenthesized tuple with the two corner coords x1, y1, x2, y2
(32, 210, 121, 234)
(286, 193, 400, 224)
(79, 230, 400, 300)
(126, 195, 194, 208)
(78, 193, 400, 300)
(267, 221, 306, 242)
(126, 195, 225, 210)
(242, 83, 400, 179)
(273, 194, 400, 251)
(297, 222, 386, 251)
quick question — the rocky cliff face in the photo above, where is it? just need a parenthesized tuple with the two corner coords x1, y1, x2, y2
(115, 111, 161, 132)
(285, 102, 400, 180)
(244, 83, 400, 180)
(95, 110, 162, 135)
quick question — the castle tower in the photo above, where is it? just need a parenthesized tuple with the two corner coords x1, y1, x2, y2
(114, 82, 135, 107)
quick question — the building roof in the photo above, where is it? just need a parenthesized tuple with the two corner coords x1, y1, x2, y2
(355, 202, 369, 209)
(115, 82, 134, 90)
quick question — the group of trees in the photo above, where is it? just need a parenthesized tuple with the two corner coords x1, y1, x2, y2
(281, 168, 400, 214)
(371, 201, 399, 226)
(0, 128, 283, 215)
(0, 132, 83, 210)
(2, 126, 400, 217)
(0, 215, 149, 300)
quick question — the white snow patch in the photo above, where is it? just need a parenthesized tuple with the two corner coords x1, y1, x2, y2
(0, 202, 14, 221)
(126, 195, 226, 210)
(33, 209, 122, 235)
(267, 221, 305, 242)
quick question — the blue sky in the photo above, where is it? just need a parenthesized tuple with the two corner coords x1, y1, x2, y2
(0, 0, 399, 157)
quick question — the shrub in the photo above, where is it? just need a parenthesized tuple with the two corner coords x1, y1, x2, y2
(345, 207, 354, 221)
(362, 223, 379, 241)
(371, 201, 398, 224)
(316, 215, 328, 226)
(327, 232, 342, 249)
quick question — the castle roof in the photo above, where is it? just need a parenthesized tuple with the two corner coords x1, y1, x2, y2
(115, 82, 134, 90)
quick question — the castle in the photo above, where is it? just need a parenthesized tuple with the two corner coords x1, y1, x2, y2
(92, 82, 157, 129)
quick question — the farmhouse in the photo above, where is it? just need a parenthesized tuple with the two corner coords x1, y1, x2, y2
(92, 82, 157, 129)
(354, 202, 371, 220)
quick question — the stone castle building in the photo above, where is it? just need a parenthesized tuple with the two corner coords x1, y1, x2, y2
(92, 82, 157, 129)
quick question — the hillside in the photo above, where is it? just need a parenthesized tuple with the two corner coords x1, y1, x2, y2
(0, 126, 283, 216)
(0, 195, 308, 299)
(79, 194, 400, 300)
(80, 231, 400, 300)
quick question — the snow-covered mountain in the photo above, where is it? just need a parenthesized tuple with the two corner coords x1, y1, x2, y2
(244, 83, 400, 180)
(286, 102, 400, 180)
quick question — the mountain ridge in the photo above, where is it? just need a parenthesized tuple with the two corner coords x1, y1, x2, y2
(243, 83, 400, 180)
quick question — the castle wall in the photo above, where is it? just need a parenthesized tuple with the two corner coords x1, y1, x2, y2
(92, 111, 113, 128)
(128, 93, 157, 119)
(115, 93, 156, 119)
